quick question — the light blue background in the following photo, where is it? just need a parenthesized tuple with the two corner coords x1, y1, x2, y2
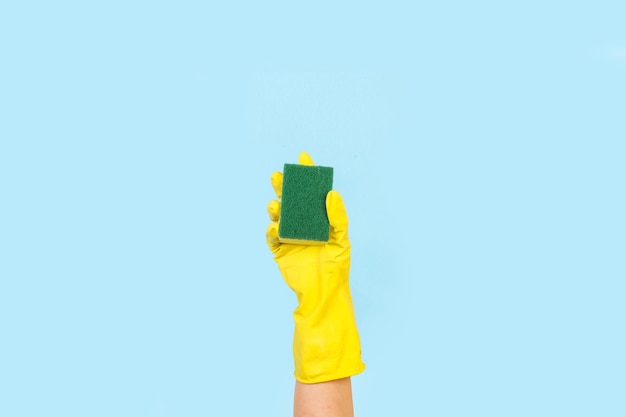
(1, 2, 624, 416)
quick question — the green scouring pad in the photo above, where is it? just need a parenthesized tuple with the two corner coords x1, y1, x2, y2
(279, 163, 334, 245)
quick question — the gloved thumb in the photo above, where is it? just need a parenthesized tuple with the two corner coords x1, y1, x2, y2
(326, 190, 349, 244)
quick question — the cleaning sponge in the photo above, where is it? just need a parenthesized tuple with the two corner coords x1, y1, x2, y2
(279, 163, 334, 245)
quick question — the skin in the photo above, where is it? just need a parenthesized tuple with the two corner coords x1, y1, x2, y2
(294, 378, 354, 417)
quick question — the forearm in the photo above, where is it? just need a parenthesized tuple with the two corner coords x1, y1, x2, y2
(292, 294, 362, 416)
(293, 288, 365, 384)
(294, 377, 354, 417)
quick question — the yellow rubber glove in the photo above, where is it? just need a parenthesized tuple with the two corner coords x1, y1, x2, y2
(266, 152, 366, 384)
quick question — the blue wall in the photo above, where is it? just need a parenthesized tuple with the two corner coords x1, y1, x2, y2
(2, 2, 625, 416)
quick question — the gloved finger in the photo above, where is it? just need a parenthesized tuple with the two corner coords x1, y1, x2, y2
(298, 151, 315, 166)
(271, 171, 283, 199)
(266, 222, 281, 253)
(267, 199, 280, 222)
(326, 190, 349, 244)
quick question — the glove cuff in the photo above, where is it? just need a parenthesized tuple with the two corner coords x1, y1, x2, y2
(292, 289, 366, 384)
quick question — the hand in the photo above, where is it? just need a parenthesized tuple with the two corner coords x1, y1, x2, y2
(265, 152, 365, 384)
(266, 152, 350, 301)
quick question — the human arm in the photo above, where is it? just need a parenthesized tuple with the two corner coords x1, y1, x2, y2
(294, 377, 354, 417)
(265, 152, 365, 416)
